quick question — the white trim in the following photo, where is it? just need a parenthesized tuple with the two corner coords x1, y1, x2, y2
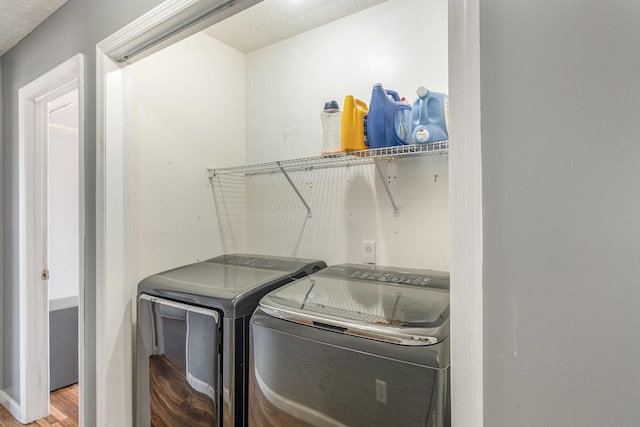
(94, 47, 107, 427)
(98, 0, 200, 54)
(76, 55, 87, 427)
(95, 2, 258, 425)
(98, 0, 262, 62)
(17, 53, 86, 425)
(95, 2, 205, 420)
(449, 0, 483, 426)
(94, 48, 127, 426)
(0, 389, 21, 422)
(0, 60, 3, 398)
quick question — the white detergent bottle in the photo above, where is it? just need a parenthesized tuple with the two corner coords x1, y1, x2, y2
(321, 100, 342, 155)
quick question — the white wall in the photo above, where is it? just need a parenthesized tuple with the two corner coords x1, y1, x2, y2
(114, 32, 247, 427)
(124, 1, 448, 424)
(48, 103, 80, 303)
(245, 0, 448, 162)
(131, 0, 449, 277)
(244, 0, 449, 269)
(130, 32, 247, 283)
(245, 155, 449, 269)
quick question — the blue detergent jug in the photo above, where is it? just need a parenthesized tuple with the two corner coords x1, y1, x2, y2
(411, 86, 449, 144)
(365, 83, 411, 149)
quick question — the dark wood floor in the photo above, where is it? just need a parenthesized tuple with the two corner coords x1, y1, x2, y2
(0, 384, 78, 427)
(149, 354, 215, 427)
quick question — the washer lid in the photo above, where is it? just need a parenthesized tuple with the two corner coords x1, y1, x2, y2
(259, 264, 450, 346)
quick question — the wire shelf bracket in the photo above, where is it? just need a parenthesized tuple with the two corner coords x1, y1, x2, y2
(277, 161, 312, 218)
(373, 157, 400, 217)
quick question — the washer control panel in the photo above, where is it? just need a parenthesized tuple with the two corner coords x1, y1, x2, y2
(347, 269, 432, 287)
(321, 265, 443, 288)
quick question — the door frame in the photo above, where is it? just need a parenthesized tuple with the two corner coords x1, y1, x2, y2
(95, 0, 483, 425)
(95, 1, 261, 424)
(17, 53, 86, 425)
(448, 1, 483, 425)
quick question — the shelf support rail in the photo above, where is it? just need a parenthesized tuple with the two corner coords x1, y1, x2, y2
(277, 161, 312, 218)
(373, 157, 400, 217)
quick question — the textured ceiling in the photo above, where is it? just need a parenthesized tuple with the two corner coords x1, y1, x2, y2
(0, 0, 67, 56)
(203, 0, 387, 53)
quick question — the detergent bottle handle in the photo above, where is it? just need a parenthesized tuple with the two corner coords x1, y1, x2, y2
(397, 105, 410, 145)
(385, 90, 400, 101)
(416, 97, 423, 122)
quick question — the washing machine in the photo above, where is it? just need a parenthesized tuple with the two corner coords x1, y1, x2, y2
(248, 263, 450, 427)
(135, 253, 326, 427)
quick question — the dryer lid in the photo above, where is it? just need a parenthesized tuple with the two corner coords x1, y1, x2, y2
(137, 254, 326, 318)
(259, 264, 450, 346)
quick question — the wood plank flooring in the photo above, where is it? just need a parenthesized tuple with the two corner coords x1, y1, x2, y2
(148, 354, 215, 427)
(0, 384, 78, 427)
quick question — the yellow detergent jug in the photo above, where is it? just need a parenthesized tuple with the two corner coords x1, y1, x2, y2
(341, 95, 368, 152)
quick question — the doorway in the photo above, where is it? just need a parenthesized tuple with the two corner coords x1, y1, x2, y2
(47, 88, 80, 424)
(96, 0, 483, 426)
(17, 54, 85, 425)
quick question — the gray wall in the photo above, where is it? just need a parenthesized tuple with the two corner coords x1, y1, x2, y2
(0, 0, 163, 421)
(5, 0, 640, 425)
(481, 1, 640, 425)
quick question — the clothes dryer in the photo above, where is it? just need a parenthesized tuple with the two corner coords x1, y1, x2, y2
(249, 263, 450, 427)
(136, 254, 326, 427)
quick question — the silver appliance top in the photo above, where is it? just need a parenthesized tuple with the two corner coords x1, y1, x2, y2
(137, 254, 326, 318)
(259, 264, 450, 346)
(159, 262, 286, 293)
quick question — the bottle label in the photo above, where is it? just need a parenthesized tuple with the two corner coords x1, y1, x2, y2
(394, 109, 411, 143)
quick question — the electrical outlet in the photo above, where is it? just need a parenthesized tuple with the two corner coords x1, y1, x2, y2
(376, 379, 388, 404)
(362, 240, 376, 264)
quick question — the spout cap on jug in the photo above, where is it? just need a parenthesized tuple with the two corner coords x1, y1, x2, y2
(324, 100, 339, 112)
(415, 128, 431, 143)
(416, 86, 428, 98)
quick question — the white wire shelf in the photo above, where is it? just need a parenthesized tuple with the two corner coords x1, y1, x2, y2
(207, 141, 448, 178)
(206, 141, 448, 218)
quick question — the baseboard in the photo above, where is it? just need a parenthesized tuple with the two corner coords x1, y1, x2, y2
(0, 389, 22, 423)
